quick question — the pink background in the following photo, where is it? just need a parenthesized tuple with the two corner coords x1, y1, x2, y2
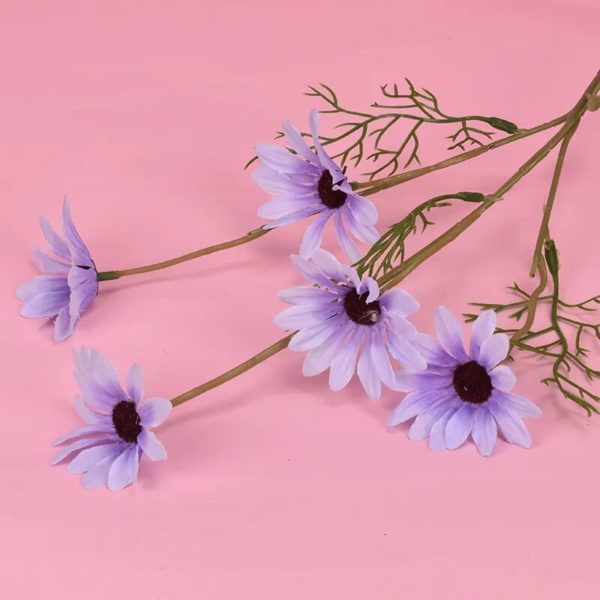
(1, 1, 599, 598)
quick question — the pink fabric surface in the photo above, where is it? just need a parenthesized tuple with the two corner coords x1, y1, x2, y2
(1, 1, 599, 598)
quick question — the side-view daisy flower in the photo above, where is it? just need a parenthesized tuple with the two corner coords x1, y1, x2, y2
(275, 249, 426, 399)
(388, 307, 541, 456)
(51, 348, 172, 491)
(16, 200, 98, 341)
(253, 109, 379, 261)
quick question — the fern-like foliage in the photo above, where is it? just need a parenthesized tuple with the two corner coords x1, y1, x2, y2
(247, 80, 518, 179)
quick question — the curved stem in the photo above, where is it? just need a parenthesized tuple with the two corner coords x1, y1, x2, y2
(170, 334, 293, 407)
(509, 261, 548, 351)
(97, 226, 269, 281)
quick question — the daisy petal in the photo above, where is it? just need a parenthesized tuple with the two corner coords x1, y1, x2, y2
(39, 216, 70, 259)
(357, 337, 381, 399)
(52, 423, 113, 446)
(138, 430, 167, 461)
(54, 306, 74, 341)
(409, 400, 452, 441)
(302, 323, 352, 376)
(299, 212, 330, 258)
(81, 448, 123, 489)
(139, 397, 172, 428)
(33, 248, 70, 273)
(490, 365, 516, 392)
(371, 332, 395, 387)
(334, 211, 360, 262)
(68, 442, 123, 474)
(479, 334, 509, 369)
(282, 119, 319, 165)
(50, 437, 108, 465)
(328, 328, 362, 391)
(107, 446, 139, 491)
(288, 319, 341, 352)
(380, 288, 420, 317)
(493, 390, 541, 418)
(365, 278, 379, 303)
(470, 310, 497, 358)
(256, 144, 306, 174)
(126, 363, 144, 403)
(62, 200, 93, 267)
(388, 389, 450, 426)
(435, 306, 470, 362)
(445, 404, 475, 450)
(429, 407, 458, 452)
(488, 402, 532, 448)
(20, 290, 69, 318)
(471, 407, 498, 456)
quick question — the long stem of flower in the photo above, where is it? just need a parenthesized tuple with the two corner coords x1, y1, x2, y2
(170, 334, 293, 407)
(97, 111, 574, 282)
(378, 70, 600, 293)
(97, 226, 270, 281)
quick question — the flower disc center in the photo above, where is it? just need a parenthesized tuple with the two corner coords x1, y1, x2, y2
(452, 361, 492, 404)
(318, 170, 347, 209)
(343, 288, 381, 326)
(112, 400, 142, 443)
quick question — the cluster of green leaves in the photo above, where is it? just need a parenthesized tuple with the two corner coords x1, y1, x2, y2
(465, 243, 600, 415)
(298, 81, 516, 179)
(355, 192, 490, 278)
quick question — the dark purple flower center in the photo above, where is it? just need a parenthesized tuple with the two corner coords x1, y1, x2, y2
(318, 169, 347, 209)
(112, 400, 142, 443)
(343, 288, 381, 326)
(452, 361, 492, 404)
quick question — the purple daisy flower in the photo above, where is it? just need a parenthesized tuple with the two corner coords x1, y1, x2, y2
(16, 200, 98, 341)
(275, 249, 426, 399)
(51, 348, 172, 491)
(388, 307, 542, 456)
(253, 109, 379, 261)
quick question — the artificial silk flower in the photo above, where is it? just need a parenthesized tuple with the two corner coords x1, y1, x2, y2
(389, 307, 541, 456)
(253, 109, 379, 261)
(51, 348, 172, 491)
(16, 200, 98, 341)
(275, 249, 426, 399)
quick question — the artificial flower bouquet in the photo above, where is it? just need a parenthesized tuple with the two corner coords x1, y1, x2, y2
(18, 72, 600, 490)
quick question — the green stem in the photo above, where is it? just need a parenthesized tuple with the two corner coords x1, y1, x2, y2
(170, 334, 293, 407)
(528, 125, 578, 277)
(377, 69, 600, 293)
(97, 226, 269, 281)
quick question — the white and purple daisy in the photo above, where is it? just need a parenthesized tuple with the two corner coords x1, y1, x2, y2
(16, 200, 98, 341)
(389, 307, 542, 455)
(275, 249, 426, 399)
(253, 109, 379, 261)
(51, 348, 172, 491)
